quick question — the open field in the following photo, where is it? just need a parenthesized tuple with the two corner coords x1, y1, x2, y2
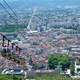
(0, 74, 80, 80)
(27, 74, 80, 80)
(0, 74, 23, 80)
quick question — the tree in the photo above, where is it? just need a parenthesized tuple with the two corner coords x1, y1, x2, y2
(48, 54, 58, 69)
(48, 54, 71, 71)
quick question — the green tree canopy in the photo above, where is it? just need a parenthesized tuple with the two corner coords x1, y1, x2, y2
(48, 54, 71, 70)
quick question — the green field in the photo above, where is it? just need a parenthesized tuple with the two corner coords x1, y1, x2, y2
(27, 74, 79, 80)
(0, 75, 23, 80)
(0, 74, 80, 80)
(0, 24, 26, 32)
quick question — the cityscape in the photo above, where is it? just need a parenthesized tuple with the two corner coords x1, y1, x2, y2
(0, 0, 80, 80)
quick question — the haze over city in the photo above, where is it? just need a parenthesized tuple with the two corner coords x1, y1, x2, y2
(0, 0, 80, 80)
(0, 0, 80, 9)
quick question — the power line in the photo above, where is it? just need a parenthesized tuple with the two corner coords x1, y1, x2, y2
(0, 1, 18, 24)
(0, 2, 13, 18)
(0, 2, 17, 21)
(2, 0, 18, 24)
(2, 0, 18, 19)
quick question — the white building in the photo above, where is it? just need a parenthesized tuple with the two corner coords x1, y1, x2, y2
(75, 60, 80, 75)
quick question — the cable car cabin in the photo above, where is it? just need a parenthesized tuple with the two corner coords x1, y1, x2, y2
(0, 33, 26, 68)
(1, 46, 11, 53)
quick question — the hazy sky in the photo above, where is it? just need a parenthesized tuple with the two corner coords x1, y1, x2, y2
(1, 0, 79, 3)
(6, 0, 80, 5)
(1, 0, 80, 8)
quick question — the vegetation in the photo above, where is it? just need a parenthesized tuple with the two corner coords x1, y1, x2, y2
(0, 24, 26, 32)
(27, 74, 80, 80)
(0, 75, 23, 80)
(48, 54, 71, 70)
(0, 74, 80, 80)
(35, 74, 72, 80)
